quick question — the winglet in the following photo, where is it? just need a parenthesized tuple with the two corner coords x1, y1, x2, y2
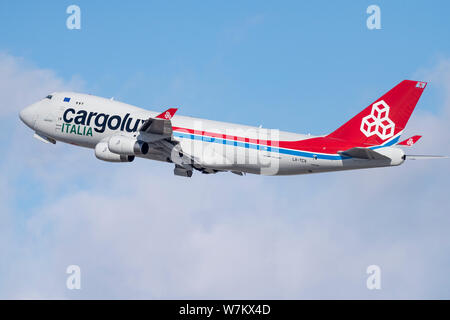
(155, 108, 178, 120)
(397, 135, 422, 146)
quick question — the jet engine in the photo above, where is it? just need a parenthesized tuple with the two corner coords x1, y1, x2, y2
(108, 135, 149, 156)
(95, 141, 135, 162)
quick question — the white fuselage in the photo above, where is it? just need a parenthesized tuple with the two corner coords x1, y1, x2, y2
(19, 92, 405, 176)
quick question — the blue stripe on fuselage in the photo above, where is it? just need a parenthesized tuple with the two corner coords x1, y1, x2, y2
(370, 135, 400, 149)
(172, 131, 401, 161)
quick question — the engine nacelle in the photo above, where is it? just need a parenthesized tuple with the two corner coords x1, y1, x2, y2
(95, 142, 135, 163)
(108, 135, 149, 156)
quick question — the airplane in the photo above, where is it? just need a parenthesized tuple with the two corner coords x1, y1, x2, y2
(19, 80, 445, 177)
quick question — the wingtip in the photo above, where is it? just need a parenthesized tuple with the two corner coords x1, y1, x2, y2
(156, 108, 178, 120)
(397, 135, 422, 146)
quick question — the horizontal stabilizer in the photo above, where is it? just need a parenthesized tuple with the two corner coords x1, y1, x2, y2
(397, 135, 422, 146)
(405, 155, 448, 160)
(338, 147, 390, 160)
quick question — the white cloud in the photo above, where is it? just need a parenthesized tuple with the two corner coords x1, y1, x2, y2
(1, 54, 449, 299)
(0, 52, 83, 117)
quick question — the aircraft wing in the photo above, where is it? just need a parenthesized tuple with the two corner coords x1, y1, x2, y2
(338, 147, 390, 160)
(137, 108, 240, 176)
(138, 107, 183, 154)
(137, 108, 215, 175)
(138, 108, 177, 136)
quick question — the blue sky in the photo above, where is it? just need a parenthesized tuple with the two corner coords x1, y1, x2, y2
(0, 1, 449, 299)
(2, 1, 449, 130)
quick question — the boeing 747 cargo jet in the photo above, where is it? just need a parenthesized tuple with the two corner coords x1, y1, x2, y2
(19, 80, 444, 177)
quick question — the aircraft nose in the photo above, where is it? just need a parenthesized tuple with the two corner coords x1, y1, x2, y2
(19, 104, 37, 129)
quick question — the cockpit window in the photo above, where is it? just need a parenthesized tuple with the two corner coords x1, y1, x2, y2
(45, 95, 53, 100)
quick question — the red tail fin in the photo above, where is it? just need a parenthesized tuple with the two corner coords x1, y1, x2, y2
(327, 80, 427, 146)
